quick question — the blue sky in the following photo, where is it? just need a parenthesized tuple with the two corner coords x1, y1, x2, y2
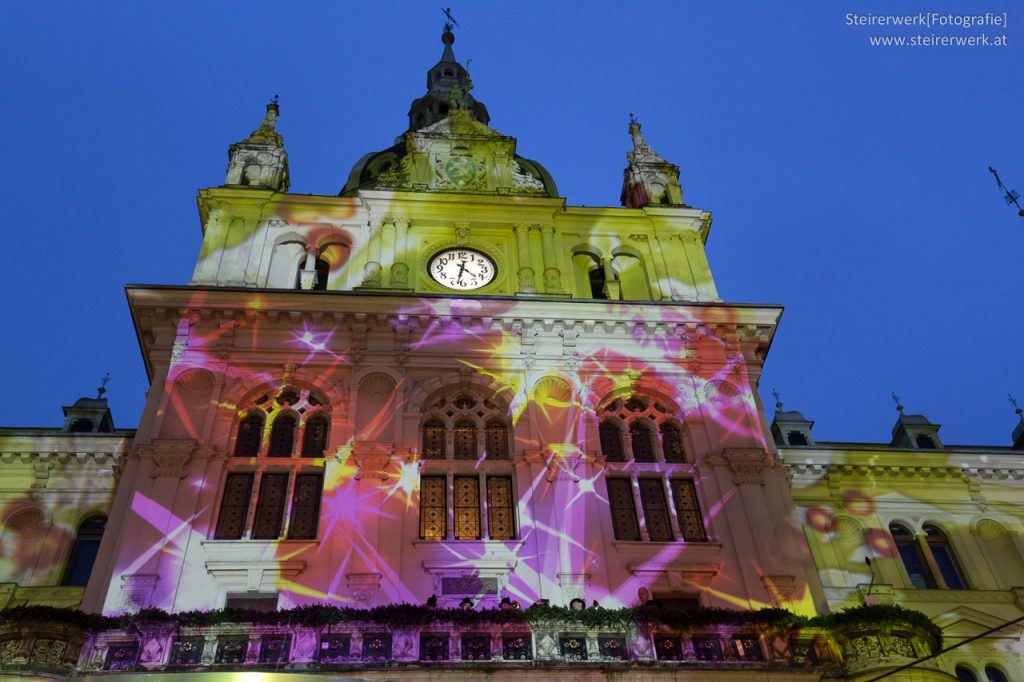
(1, 1, 1021, 445)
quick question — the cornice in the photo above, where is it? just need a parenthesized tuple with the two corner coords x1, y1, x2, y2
(785, 461, 1024, 481)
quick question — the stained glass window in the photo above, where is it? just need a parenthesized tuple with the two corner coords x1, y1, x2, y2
(61, 516, 106, 586)
(638, 478, 673, 541)
(454, 420, 477, 460)
(419, 476, 446, 540)
(630, 421, 656, 462)
(454, 476, 481, 539)
(234, 415, 263, 457)
(660, 422, 686, 463)
(487, 476, 514, 540)
(485, 420, 509, 460)
(670, 479, 707, 542)
(300, 416, 329, 457)
(252, 473, 288, 539)
(600, 420, 625, 462)
(267, 415, 296, 457)
(215, 473, 254, 539)
(287, 473, 323, 540)
(606, 478, 640, 541)
(422, 419, 445, 460)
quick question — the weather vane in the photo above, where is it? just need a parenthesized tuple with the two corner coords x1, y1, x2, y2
(771, 388, 783, 411)
(270, 94, 279, 106)
(1010, 393, 1022, 417)
(988, 167, 1024, 216)
(98, 372, 111, 398)
(890, 391, 904, 413)
(442, 7, 459, 33)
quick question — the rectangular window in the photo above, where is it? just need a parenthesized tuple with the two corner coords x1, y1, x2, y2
(215, 473, 255, 539)
(670, 479, 707, 542)
(419, 476, 447, 540)
(606, 478, 640, 541)
(252, 473, 289, 540)
(454, 476, 481, 540)
(638, 478, 673, 541)
(287, 472, 324, 540)
(487, 476, 515, 540)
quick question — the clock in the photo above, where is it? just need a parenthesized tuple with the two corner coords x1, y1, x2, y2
(428, 248, 496, 290)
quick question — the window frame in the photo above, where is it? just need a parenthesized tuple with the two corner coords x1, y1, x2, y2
(418, 470, 518, 542)
(61, 515, 107, 587)
(605, 473, 709, 544)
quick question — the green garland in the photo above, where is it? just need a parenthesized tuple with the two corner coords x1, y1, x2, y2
(0, 603, 940, 652)
(807, 604, 943, 652)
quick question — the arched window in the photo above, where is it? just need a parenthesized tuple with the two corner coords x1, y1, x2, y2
(267, 414, 297, 457)
(589, 265, 607, 299)
(890, 523, 936, 589)
(985, 666, 1008, 682)
(313, 258, 330, 291)
(630, 421, 656, 462)
(660, 422, 686, 463)
(300, 415, 330, 457)
(956, 666, 978, 682)
(234, 414, 264, 457)
(924, 524, 966, 589)
(454, 419, 477, 460)
(62, 516, 106, 587)
(600, 420, 625, 462)
(485, 419, 510, 460)
(422, 419, 446, 460)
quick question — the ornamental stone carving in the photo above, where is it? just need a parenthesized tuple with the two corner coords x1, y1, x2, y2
(761, 574, 796, 607)
(139, 440, 197, 479)
(347, 573, 382, 607)
(708, 448, 774, 485)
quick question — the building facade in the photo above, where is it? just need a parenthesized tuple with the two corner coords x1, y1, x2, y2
(0, 25, 1020, 682)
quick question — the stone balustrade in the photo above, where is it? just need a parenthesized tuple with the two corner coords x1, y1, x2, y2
(0, 606, 944, 679)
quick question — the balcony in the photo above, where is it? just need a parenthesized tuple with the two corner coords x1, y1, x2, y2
(0, 603, 943, 679)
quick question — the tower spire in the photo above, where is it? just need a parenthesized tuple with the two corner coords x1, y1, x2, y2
(406, 13, 489, 131)
(620, 115, 684, 208)
(224, 97, 290, 192)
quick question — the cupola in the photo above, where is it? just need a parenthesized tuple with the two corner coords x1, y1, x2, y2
(340, 23, 556, 198)
(62, 378, 115, 433)
(888, 394, 943, 449)
(407, 27, 489, 132)
(769, 391, 815, 446)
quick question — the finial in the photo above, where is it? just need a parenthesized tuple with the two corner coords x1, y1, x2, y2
(97, 372, 111, 399)
(989, 167, 1024, 217)
(891, 392, 904, 413)
(441, 7, 459, 39)
(771, 388, 783, 411)
(629, 112, 637, 125)
(1010, 393, 1023, 418)
(270, 94, 279, 106)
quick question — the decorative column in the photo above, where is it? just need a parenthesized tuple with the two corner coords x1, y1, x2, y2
(390, 218, 410, 288)
(514, 222, 536, 293)
(649, 232, 675, 300)
(539, 224, 562, 293)
(600, 256, 620, 300)
(298, 244, 317, 290)
(362, 218, 383, 287)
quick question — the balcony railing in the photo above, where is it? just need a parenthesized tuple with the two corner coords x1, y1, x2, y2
(0, 603, 943, 678)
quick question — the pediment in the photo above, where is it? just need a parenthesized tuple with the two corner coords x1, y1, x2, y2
(933, 605, 1023, 639)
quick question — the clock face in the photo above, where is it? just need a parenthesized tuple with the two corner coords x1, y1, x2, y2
(428, 248, 496, 290)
